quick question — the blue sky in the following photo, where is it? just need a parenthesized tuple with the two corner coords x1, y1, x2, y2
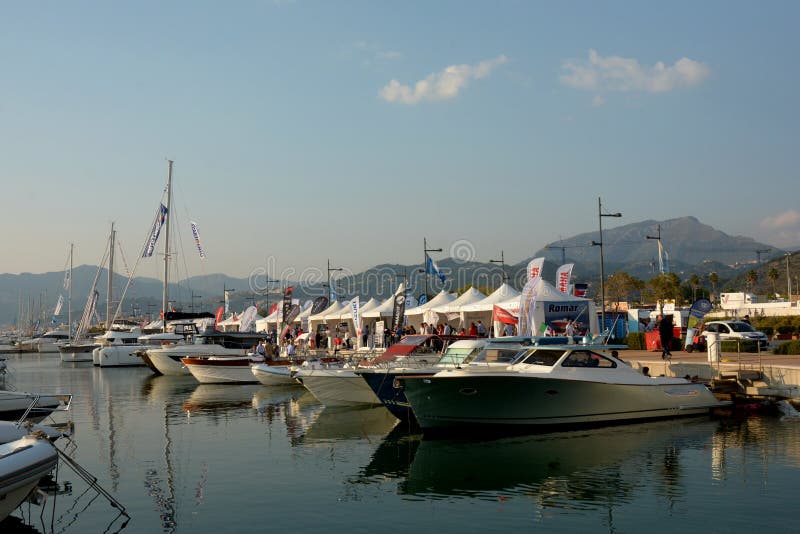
(1, 0, 798, 281)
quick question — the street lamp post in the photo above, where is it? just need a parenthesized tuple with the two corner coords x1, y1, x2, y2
(786, 252, 792, 303)
(590, 197, 622, 336)
(490, 251, 508, 283)
(327, 259, 344, 302)
(423, 238, 442, 301)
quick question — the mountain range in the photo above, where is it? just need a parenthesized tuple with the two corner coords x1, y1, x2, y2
(1, 216, 788, 328)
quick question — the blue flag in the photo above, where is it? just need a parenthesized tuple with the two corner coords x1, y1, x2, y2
(426, 254, 446, 283)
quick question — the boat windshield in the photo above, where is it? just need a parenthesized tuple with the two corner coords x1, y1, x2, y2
(438, 347, 483, 366)
(561, 350, 616, 368)
(396, 335, 430, 346)
(470, 347, 525, 364)
(520, 349, 565, 367)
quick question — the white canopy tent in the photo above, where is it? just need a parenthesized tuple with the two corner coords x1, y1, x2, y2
(419, 287, 489, 330)
(404, 290, 456, 330)
(216, 312, 242, 332)
(458, 283, 522, 336)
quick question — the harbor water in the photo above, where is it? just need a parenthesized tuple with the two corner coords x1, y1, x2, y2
(3, 353, 800, 533)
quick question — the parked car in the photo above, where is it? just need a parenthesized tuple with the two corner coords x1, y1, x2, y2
(700, 320, 769, 349)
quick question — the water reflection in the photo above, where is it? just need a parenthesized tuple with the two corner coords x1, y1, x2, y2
(295, 406, 399, 445)
(355, 418, 719, 507)
(182, 384, 263, 417)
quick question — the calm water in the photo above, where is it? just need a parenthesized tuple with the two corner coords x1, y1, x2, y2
(3, 354, 800, 533)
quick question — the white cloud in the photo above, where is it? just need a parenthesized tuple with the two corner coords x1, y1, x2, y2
(761, 210, 800, 230)
(760, 210, 800, 249)
(379, 55, 508, 105)
(560, 50, 710, 93)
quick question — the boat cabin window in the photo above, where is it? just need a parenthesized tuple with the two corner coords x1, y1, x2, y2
(471, 347, 524, 364)
(561, 350, 616, 368)
(520, 349, 565, 366)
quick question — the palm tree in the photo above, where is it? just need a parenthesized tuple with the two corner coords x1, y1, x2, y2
(689, 274, 700, 301)
(709, 272, 719, 303)
(746, 270, 758, 292)
(768, 267, 780, 297)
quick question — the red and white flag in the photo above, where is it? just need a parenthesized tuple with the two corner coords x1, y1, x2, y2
(492, 305, 517, 325)
(555, 263, 574, 294)
(526, 257, 544, 281)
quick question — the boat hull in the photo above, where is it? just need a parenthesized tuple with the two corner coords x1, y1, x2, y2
(295, 369, 382, 407)
(402, 374, 721, 430)
(0, 436, 59, 522)
(0, 392, 69, 423)
(146, 345, 247, 376)
(358, 369, 430, 422)
(59, 344, 96, 362)
(251, 364, 297, 386)
(97, 345, 146, 367)
(183, 358, 258, 384)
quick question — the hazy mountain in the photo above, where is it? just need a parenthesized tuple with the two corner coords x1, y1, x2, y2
(0, 216, 785, 327)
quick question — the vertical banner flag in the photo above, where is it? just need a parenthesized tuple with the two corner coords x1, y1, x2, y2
(224, 291, 231, 314)
(310, 296, 329, 315)
(555, 263, 575, 294)
(282, 287, 294, 326)
(143, 203, 168, 257)
(518, 274, 542, 336)
(685, 298, 713, 348)
(239, 306, 258, 332)
(527, 257, 545, 281)
(215, 306, 224, 325)
(63, 269, 71, 291)
(286, 304, 301, 324)
(190, 221, 206, 259)
(351, 297, 361, 337)
(391, 283, 406, 331)
(54, 294, 64, 316)
(426, 254, 446, 283)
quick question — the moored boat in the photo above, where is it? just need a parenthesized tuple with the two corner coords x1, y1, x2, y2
(0, 390, 72, 423)
(294, 362, 382, 407)
(400, 337, 727, 431)
(146, 330, 262, 376)
(182, 355, 264, 384)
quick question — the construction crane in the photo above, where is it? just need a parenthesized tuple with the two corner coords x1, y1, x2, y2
(755, 249, 771, 264)
(545, 242, 589, 265)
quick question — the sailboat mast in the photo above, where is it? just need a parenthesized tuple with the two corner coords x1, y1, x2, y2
(68, 243, 73, 342)
(162, 160, 173, 333)
(107, 222, 115, 330)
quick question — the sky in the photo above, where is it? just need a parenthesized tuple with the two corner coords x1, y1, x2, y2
(1, 0, 798, 283)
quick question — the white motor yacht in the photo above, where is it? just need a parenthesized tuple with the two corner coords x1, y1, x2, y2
(182, 355, 264, 384)
(400, 337, 727, 431)
(93, 328, 146, 367)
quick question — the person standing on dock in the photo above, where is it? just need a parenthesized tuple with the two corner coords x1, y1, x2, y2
(658, 314, 674, 360)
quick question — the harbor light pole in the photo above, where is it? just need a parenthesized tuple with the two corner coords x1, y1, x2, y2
(786, 252, 792, 303)
(190, 291, 202, 313)
(490, 251, 508, 283)
(590, 197, 622, 335)
(327, 259, 343, 302)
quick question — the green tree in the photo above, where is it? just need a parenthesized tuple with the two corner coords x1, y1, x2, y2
(605, 272, 645, 308)
(645, 273, 683, 312)
(768, 267, 780, 297)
